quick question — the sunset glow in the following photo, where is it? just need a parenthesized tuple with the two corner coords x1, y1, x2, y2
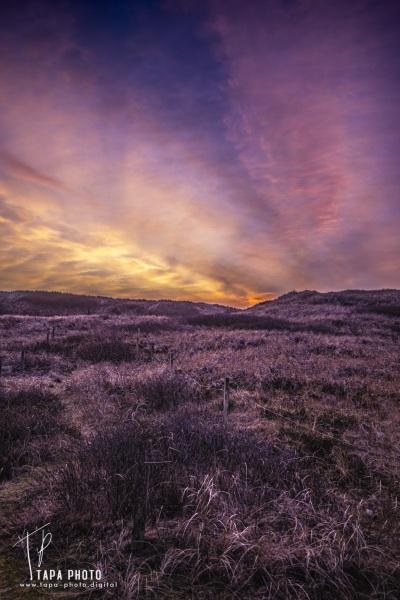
(1, 0, 399, 307)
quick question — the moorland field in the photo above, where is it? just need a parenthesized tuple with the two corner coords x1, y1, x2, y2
(0, 289, 399, 599)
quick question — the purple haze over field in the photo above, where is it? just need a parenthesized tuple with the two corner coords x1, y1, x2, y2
(0, 0, 399, 306)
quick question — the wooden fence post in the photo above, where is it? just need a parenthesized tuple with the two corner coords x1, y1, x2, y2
(223, 377, 230, 425)
(169, 351, 174, 369)
(52, 326, 55, 340)
(136, 327, 140, 358)
(47, 329, 50, 343)
(20, 349, 25, 372)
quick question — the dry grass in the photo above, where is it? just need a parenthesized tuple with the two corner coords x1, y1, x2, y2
(0, 289, 399, 598)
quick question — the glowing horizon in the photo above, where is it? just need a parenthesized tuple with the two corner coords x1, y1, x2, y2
(1, 0, 399, 308)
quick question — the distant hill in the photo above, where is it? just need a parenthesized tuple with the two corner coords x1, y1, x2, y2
(247, 289, 400, 312)
(244, 289, 400, 327)
(0, 290, 237, 317)
(250, 289, 400, 309)
(0, 289, 399, 320)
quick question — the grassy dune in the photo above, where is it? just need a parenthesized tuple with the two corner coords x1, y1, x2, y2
(0, 289, 399, 598)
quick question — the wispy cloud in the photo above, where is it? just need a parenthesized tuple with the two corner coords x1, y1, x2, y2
(0, 151, 67, 191)
(206, 0, 400, 289)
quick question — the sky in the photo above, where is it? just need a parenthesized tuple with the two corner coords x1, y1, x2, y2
(0, 0, 399, 307)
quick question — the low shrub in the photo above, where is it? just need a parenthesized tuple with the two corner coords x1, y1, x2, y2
(187, 314, 295, 330)
(281, 426, 338, 458)
(0, 388, 63, 481)
(59, 423, 150, 523)
(187, 314, 337, 334)
(262, 406, 308, 422)
(56, 413, 307, 527)
(134, 371, 201, 410)
(3, 350, 55, 374)
(320, 380, 349, 398)
(316, 411, 358, 432)
(113, 318, 182, 334)
(260, 374, 306, 395)
(30, 334, 88, 357)
(76, 339, 136, 363)
(364, 304, 400, 317)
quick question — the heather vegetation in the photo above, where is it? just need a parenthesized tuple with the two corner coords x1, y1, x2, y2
(0, 289, 399, 599)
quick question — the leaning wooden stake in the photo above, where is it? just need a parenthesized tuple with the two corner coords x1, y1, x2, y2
(223, 377, 230, 425)
(52, 326, 56, 340)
